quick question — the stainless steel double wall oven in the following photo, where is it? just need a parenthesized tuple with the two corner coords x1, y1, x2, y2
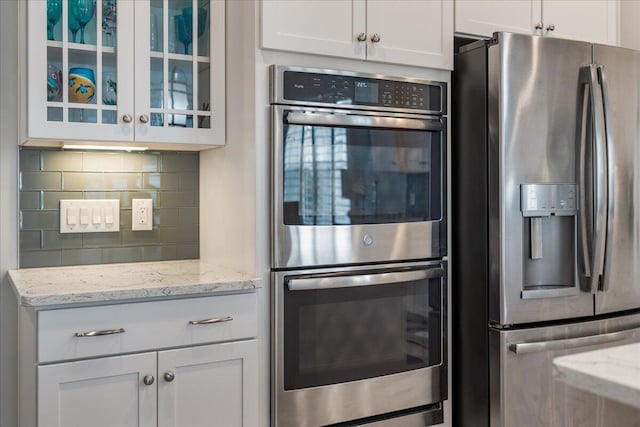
(270, 66, 448, 427)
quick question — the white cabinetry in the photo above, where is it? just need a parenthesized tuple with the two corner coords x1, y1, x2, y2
(455, 0, 618, 45)
(25, 0, 225, 149)
(22, 292, 259, 427)
(261, 0, 453, 69)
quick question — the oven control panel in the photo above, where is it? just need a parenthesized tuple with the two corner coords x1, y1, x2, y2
(280, 69, 445, 114)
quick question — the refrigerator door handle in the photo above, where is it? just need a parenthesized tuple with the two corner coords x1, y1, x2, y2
(508, 327, 640, 355)
(597, 65, 613, 292)
(578, 65, 608, 293)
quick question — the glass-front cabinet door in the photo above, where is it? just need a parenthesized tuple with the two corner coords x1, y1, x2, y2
(27, 0, 135, 142)
(133, 0, 225, 146)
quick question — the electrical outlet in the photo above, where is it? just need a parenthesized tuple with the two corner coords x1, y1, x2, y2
(132, 199, 153, 231)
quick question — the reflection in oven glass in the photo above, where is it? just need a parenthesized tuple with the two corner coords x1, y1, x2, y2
(282, 123, 441, 225)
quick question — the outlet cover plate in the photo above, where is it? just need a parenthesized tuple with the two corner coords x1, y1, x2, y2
(132, 199, 153, 231)
(60, 199, 120, 233)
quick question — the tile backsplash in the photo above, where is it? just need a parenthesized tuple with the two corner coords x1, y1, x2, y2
(19, 149, 199, 268)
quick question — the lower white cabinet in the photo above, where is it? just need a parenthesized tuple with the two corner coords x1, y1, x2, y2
(38, 340, 258, 427)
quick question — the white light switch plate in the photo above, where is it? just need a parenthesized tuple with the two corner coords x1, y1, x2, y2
(60, 200, 120, 233)
(132, 199, 153, 231)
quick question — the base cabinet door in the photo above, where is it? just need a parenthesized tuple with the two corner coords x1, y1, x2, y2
(157, 340, 258, 427)
(38, 352, 157, 427)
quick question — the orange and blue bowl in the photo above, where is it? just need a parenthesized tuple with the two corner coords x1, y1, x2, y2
(68, 67, 96, 103)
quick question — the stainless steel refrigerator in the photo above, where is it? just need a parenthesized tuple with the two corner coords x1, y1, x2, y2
(453, 32, 640, 426)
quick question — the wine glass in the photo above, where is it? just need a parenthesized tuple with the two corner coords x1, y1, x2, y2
(174, 15, 191, 55)
(69, 0, 95, 44)
(46, 0, 62, 41)
(68, 9, 81, 43)
(182, 7, 207, 54)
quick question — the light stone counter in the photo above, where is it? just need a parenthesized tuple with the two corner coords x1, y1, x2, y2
(8, 260, 260, 307)
(553, 343, 640, 409)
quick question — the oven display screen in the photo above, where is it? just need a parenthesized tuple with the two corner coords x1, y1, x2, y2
(354, 81, 378, 103)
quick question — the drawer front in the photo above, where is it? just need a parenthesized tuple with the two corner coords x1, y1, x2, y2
(38, 292, 258, 363)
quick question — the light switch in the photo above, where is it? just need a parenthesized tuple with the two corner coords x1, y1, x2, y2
(60, 200, 120, 233)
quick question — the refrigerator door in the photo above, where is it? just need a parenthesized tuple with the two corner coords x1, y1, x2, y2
(489, 33, 594, 325)
(593, 45, 640, 315)
(490, 314, 640, 427)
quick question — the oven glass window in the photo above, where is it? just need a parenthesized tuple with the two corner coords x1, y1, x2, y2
(282, 120, 442, 225)
(283, 269, 442, 390)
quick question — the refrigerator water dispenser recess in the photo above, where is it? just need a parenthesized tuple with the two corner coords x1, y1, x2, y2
(520, 184, 578, 299)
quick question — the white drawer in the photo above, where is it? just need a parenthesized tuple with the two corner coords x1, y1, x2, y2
(37, 292, 258, 363)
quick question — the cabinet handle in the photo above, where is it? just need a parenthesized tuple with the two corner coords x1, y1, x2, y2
(370, 33, 381, 43)
(546, 24, 555, 32)
(356, 32, 367, 42)
(139, 114, 149, 124)
(143, 375, 155, 386)
(74, 328, 125, 337)
(122, 114, 133, 123)
(535, 22, 543, 30)
(188, 316, 233, 325)
(164, 372, 175, 382)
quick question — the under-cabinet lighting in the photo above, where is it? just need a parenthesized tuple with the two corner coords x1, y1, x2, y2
(62, 144, 148, 152)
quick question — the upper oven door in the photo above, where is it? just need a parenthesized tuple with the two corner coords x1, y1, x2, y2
(272, 106, 447, 268)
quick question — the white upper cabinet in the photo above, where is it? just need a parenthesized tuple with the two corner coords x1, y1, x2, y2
(455, 0, 542, 37)
(26, 0, 225, 149)
(261, 0, 453, 70)
(455, 0, 618, 45)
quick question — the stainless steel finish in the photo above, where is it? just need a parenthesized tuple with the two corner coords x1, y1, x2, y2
(143, 375, 155, 386)
(272, 261, 447, 427)
(546, 24, 555, 32)
(491, 313, 640, 427)
(520, 184, 577, 217)
(577, 67, 594, 283)
(593, 45, 640, 314)
(74, 328, 125, 337)
(188, 316, 233, 325)
(288, 268, 443, 291)
(139, 114, 149, 124)
(164, 372, 175, 382)
(508, 328, 640, 354)
(535, 22, 543, 30)
(356, 406, 443, 427)
(530, 217, 543, 259)
(270, 65, 447, 115)
(122, 113, 133, 123)
(356, 32, 367, 42)
(272, 105, 446, 269)
(520, 286, 578, 300)
(488, 33, 593, 325)
(371, 33, 381, 43)
(285, 111, 443, 131)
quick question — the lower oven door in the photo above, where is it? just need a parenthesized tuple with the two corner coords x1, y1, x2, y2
(273, 261, 447, 427)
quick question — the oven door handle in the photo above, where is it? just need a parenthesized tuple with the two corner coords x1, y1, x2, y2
(285, 111, 444, 131)
(287, 268, 445, 291)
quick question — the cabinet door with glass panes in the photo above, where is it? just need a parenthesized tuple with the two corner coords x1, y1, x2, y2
(27, 0, 136, 142)
(133, 0, 225, 146)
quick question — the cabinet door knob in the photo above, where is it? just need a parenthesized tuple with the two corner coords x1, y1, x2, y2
(535, 22, 543, 30)
(546, 24, 555, 32)
(122, 114, 133, 123)
(164, 372, 175, 382)
(356, 32, 367, 42)
(143, 375, 155, 386)
(139, 114, 149, 124)
(370, 33, 381, 43)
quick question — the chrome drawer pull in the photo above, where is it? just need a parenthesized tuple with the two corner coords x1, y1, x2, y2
(188, 316, 233, 325)
(74, 328, 125, 337)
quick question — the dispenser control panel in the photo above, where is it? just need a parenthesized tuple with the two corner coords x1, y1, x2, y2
(521, 184, 577, 217)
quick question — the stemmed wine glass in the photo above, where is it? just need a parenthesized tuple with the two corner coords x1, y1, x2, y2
(69, 0, 95, 44)
(174, 7, 207, 55)
(46, 0, 62, 41)
(68, 9, 81, 43)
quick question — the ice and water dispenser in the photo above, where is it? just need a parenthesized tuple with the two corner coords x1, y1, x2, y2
(520, 184, 578, 299)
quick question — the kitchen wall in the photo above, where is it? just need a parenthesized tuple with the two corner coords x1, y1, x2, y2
(19, 148, 199, 268)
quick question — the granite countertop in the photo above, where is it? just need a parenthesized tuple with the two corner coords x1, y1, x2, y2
(553, 343, 640, 409)
(8, 260, 261, 307)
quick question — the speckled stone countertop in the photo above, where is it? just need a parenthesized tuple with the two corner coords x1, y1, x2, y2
(553, 343, 640, 409)
(8, 260, 261, 307)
